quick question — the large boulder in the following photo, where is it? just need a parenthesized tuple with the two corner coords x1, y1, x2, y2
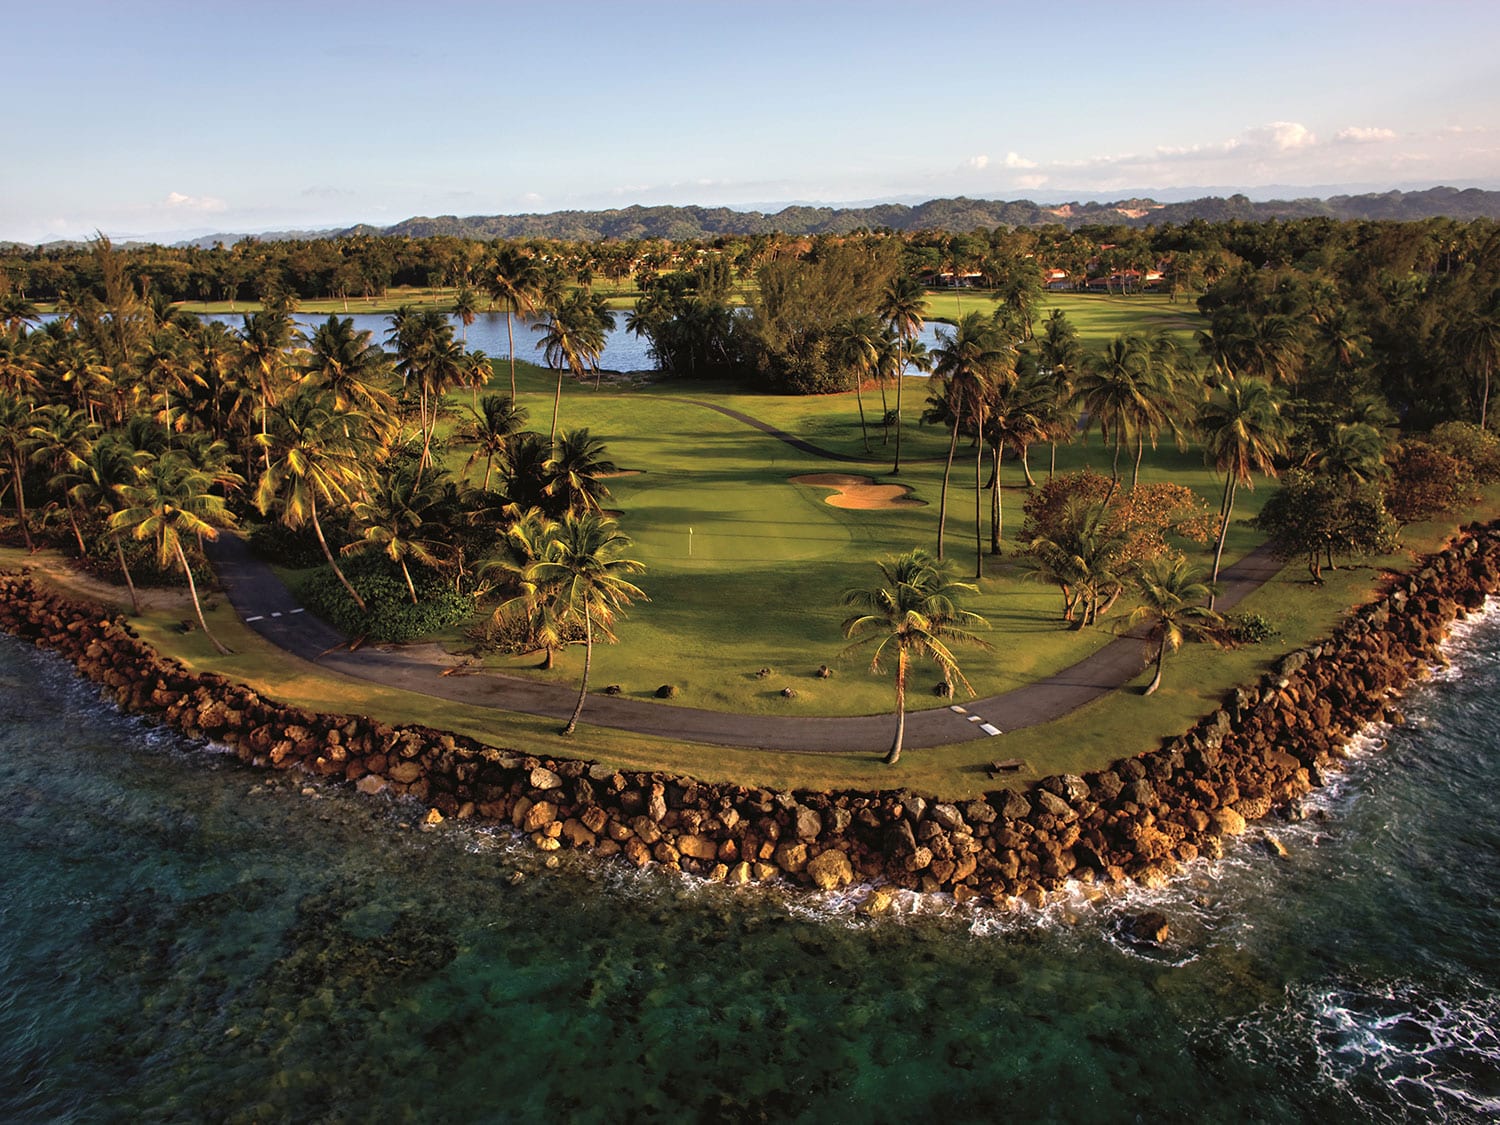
(805, 849, 854, 891)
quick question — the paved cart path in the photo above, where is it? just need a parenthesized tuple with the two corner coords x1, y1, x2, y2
(210, 398, 1284, 753)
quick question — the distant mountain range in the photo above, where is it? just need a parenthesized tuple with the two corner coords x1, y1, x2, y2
(11, 187, 1497, 253)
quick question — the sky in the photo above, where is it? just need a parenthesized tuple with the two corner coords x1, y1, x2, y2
(4, 0, 1499, 243)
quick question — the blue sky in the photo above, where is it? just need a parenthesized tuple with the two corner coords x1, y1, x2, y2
(4, 0, 1498, 242)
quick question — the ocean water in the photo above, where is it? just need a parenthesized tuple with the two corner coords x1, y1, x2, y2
(2, 611, 1498, 1123)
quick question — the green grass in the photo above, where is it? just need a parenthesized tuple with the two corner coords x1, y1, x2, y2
(10, 477, 1494, 800)
(922, 290, 1207, 351)
(435, 360, 1268, 719)
(18, 285, 1487, 798)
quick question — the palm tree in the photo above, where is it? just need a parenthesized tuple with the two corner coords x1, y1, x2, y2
(1452, 294, 1500, 429)
(464, 393, 529, 491)
(1311, 421, 1390, 489)
(345, 462, 445, 604)
(483, 508, 569, 669)
(0, 390, 40, 550)
(840, 549, 992, 765)
(1074, 334, 1151, 504)
(239, 308, 298, 458)
(830, 313, 884, 451)
(1023, 497, 1132, 627)
(1128, 554, 1221, 695)
(982, 374, 1051, 553)
(498, 431, 553, 512)
(461, 348, 492, 410)
(547, 428, 618, 514)
(111, 451, 240, 654)
(57, 434, 146, 613)
(1126, 334, 1193, 490)
(392, 309, 464, 478)
(534, 289, 614, 443)
(29, 403, 99, 555)
(522, 512, 647, 736)
(1198, 374, 1289, 599)
(0, 332, 41, 398)
(484, 247, 541, 399)
(1037, 310, 1083, 478)
(878, 275, 927, 474)
(929, 312, 1013, 563)
(255, 389, 373, 612)
(452, 283, 479, 344)
(304, 314, 395, 418)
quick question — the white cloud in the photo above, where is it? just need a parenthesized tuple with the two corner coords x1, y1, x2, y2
(164, 191, 227, 212)
(1336, 126, 1397, 144)
(967, 154, 990, 170)
(1002, 152, 1036, 169)
(1245, 121, 1317, 151)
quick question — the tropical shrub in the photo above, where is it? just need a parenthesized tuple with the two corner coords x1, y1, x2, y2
(297, 555, 471, 642)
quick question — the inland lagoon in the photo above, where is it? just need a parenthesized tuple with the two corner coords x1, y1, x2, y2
(2, 607, 1497, 1121)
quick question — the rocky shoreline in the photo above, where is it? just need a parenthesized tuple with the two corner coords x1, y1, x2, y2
(4, 521, 1500, 909)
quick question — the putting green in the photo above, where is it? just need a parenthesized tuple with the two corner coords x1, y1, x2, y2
(619, 473, 856, 566)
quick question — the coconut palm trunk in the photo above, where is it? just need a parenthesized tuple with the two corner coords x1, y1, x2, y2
(309, 491, 367, 612)
(936, 420, 960, 560)
(113, 531, 141, 615)
(1019, 443, 1037, 487)
(1145, 634, 1168, 695)
(990, 445, 1002, 555)
(550, 368, 565, 444)
(506, 313, 518, 400)
(885, 649, 908, 765)
(562, 605, 593, 736)
(974, 439, 984, 579)
(1209, 475, 1236, 609)
(892, 363, 905, 473)
(854, 377, 870, 451)
(9, 457, 33, 552)
(174, 537, 230, 655)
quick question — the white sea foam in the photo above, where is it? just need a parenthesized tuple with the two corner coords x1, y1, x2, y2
(1222, 979, 1500, 1121)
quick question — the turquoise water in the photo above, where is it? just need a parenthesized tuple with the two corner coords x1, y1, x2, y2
(2, 612, 1498, 1122)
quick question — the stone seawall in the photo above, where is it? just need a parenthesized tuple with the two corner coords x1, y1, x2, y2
(5, 521, 1500, 908)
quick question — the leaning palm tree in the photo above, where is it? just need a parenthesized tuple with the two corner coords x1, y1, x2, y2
(58, 435, 147, 613)
(1128, 553, 1221, 695)
(522, 512, 647, 736)
(111, 451, 241, 654)
(840, 548, 993, 765)
(484, 247, 542, 399)
(1197, 374, 1290, 599)
(254, 389, 373, 612)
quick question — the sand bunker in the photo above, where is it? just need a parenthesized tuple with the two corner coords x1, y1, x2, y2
(791, 473, 926, 510)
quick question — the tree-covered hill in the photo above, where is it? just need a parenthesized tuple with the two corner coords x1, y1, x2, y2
(341, 186, 1500, 242)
